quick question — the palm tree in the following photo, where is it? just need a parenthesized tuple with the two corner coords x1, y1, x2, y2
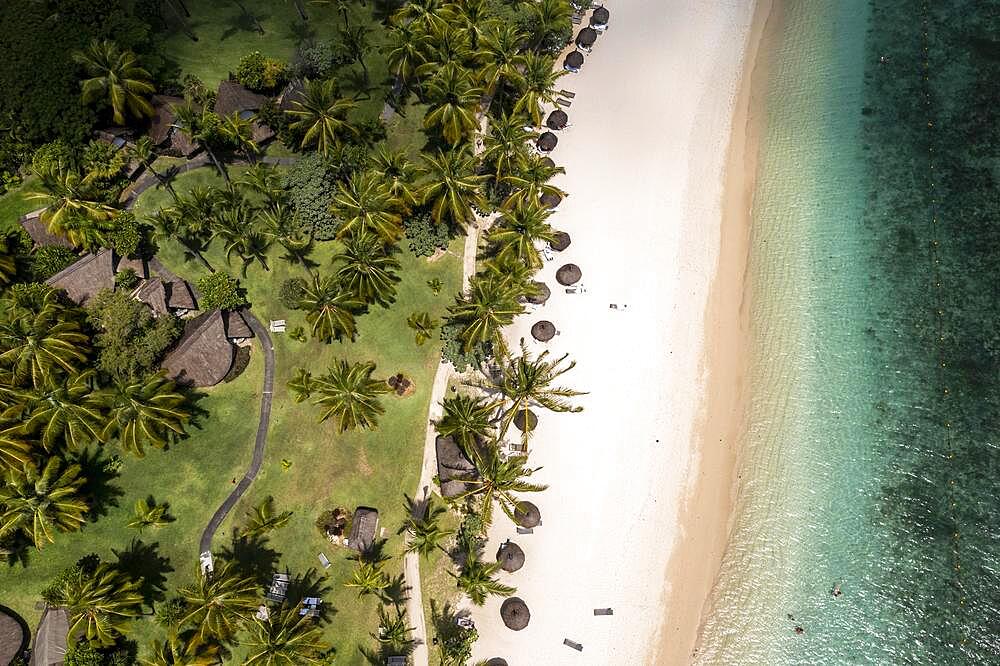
(142, 632, 222, 666)
(481, 112, 535, 183)
(242, 496, 293, 538)
(406, 311, 438, 345)
(340, 25, 373, 85)
(446, 273, 524, 355)
(372, 605, 414, 646)
(172, 103, 229, 183)
(393, 0, 445, 32)
(486, 200, 557, 269)
(478, 23, 527, 96)
(457, 447, 546, 526)
(502, 153, 566, 209)
(436, 393, 499, 452)
(286, 79, 358, 155)
(419, 148, 487, 228)
(0, 457, 89, 548)
(218, 111, 261, 162)
(129, 136, 177, 199)
(0, 430, 32, 472)
(370, 144, 420, 211)
(530, 0, 573, 50)
(11, 370, 106, 451)
(415, 24, 476, 79)
(512, 53, 564, 126)
(98, 373, 190, 457)
(306, 360, 390, 432)
(244, 606, 330, 665)
(476, 339, 585, 443)
(334, 230, 401, 306)
(451, 554, 515, 605)
(330, 171, 403, 243)
(386, 24, 427, 86)
(56, 562, 144, 646)
(0, 292, 89, 388)
(73, 39, 155, 124)
(238, 163, 284, 200)
(179, 562, 259, 642)
(442, 0, 496, 49)
(0, 233, 17, 287)
(401, 497, 453, 558)
(27, 168, 117, 247)
(298, 274, 362, 343)
(343, 560, 389, 597)
(127, 497, 172, 532)
(423, 64, 483, 146)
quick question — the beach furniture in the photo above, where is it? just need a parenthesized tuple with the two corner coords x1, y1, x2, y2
(318, 552, 331, 569)
(516, 526, 534, 534)
(594, 608, 614, 616)
(564, 639, 584, 651)
(542, 247, 555, 262)
(199, 550, 214, 576)
(556, 97, 572, 108)
(266, 573, 290, 602)
(559, 89, 576, 98)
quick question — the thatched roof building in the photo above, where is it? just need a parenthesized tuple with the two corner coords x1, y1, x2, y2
(214, 81, 269, 117)
(135, 277, 170, 316)
(30, 607, 68, 666)
(223, 309, 254, 340)
(556, 263, 582, 286)
(496, 541, 525, 573)
(0, 607, 26, 666)
(537, 132, 558, 152)
(436, 435, 479, 498)
(564, 51, 585, 72)
(546, 109, 568, 130)
(500, 597, 530, 631)
(278, 79, 306, 112)
(348, 507, 379, 553)
(150, 95, 198, 156)
(46, 248, 116, 304)
(167, 279, 197, 311)
(19, 211, 73, 248)
(161, 310, 235, 387)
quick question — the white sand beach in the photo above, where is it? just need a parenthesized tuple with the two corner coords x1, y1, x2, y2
(468, 1, 760, 663)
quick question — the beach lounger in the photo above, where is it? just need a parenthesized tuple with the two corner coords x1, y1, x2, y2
(516, 526, 534, 535)
(557, 97, 572, 107)
(594, 608, 614, 616)
(542, 247, 555, 261)
(560, 89, 576, 98)
(318, 553, 331, 569)
(565, 287, 578, 294)
(564, 639, 584, 651)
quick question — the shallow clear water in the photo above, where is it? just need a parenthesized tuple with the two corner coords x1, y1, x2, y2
(696, 0, 1000, 663)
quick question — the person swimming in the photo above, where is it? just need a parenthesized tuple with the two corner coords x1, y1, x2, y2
(832, 583, 843, 597)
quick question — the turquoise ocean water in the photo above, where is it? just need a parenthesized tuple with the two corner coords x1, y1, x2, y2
(695, 0, 1000, 663)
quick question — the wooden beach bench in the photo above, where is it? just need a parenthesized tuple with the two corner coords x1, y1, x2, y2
(559, 89, 576, 98)
(564, 639, 584, 651)
(594, 608, 614, 616)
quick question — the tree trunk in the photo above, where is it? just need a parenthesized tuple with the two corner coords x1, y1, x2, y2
(292, 0, 308, 21)
(184, 241, 215, 272)
(205, 146, 230, 184)
(340, 8, 350, 28)
(163, 0, 198, 40)
(146, 163, 178, 200)
(233, 0, 265, 34)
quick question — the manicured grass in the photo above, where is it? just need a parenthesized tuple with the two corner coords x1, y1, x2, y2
(0, 177, 41, 231)
(419, 510, 462, 663)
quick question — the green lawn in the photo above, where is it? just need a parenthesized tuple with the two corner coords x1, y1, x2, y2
(0, 177, 41, 231)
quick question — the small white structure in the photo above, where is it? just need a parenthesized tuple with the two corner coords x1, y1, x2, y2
(199, 551, 214, 576)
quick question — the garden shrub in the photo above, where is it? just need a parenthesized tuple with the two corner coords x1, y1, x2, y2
(404, 212, 451, 257)
(279, 277, 307, 309)
(30, 245, 78, 280)
(236, 51, 289, 93)
(196, 272, 247, 310)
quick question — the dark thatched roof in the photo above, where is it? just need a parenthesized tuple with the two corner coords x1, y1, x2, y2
(167, 279, 197, 310)
(485, 659, 509, 666)
(117, 255, 148, 279)
(215, 80, 269, 117)
(149, 95, 184, 145)
(546, 109, 568, 130)
(526, 281, 551, 305)
(500, 597, 530, 631)
(278, 79, 306, 112)
(0, 607, 26, 666)
(435, 435, 479, 498)
(20, 212, 73, 248)
(513, 501, 541, 528)
(556, 263, 582, 286)
(496, 541, 525, 573)
(576, 27, 598, 47)
(539, 191, 562, 209)
(513, 408, 538, 432)
(161, 310, 235, 387)
(349, 506, 380, 553)
(592, 6, 610, 25)
(540, 156, 556, 168)
(536, 131, 558, 152)
(565, 51, 585, 69)
(31, 607, 68, 666)
(550, 231, 571, 251)
(530, 320, 556, 343)
(46, 248, 116, 304)
(135, 277, 170, 316)
(223, 309, 254, 339)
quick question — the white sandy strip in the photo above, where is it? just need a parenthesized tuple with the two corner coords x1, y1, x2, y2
(468, 1, 755, 663)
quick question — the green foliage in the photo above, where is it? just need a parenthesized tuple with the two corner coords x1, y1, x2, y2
(107, 211, 147, 259)
(127, 497, 172, 532)
(30, 245, 79, 281)
(440, 321, 486, 372)
(154, 597, 188, 629)
(196, 272, 247, 310)
(81, 140, 126, 184)
(294, 41, 341, 79)
(114, 268, 138, 291)
(279, 277, 308, 309)
(407, 311, 438, 345)
(64, 640, 135, 666)
(85, 290, 182, 382)
(236, 51, 290, 93)
(457, 509, 487, 554)
(403, 211, 451, 257)
(282, 153, 339, 240)
(182, 75, 216, 108)
(32, 140, 77, 174)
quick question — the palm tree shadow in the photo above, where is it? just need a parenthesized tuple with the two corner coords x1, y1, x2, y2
(1, 533, 32, 569)
(220, 8, 271, 41)
(429, 599, 472, 657)
(178, 388, 212, 435)
(350, 538, 391, 565)
(113, 538, 174, 607)
(73, 448, 125, 521)
(218, 533, 281, 587)
(285, 568, 337, 624)
(381, 572, 409, 607)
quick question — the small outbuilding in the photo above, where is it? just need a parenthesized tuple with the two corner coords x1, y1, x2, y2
(223, 309, 255, 344)
(46, 248, 117, 304)
(161, 310, 235, 387)
(348, 507, 380, 553)
(149, 95, 199, 156)
(436, 435, 480, 497)
(214, 81, 275, 144)
(0, 607, 27, 666)
(19, 210, 74, 248)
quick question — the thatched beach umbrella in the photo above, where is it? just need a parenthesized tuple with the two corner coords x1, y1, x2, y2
(496, 541, 525, 573)
(537, 131, 558, 152)
(485, 660, 509, 666)
(513, 408, 539, 432)
(591, 6, 610, 27)
(540, 191, 562, 209)
(564, 50, 585, 71)
(540, 156, 556, 168)
(513, 501, 541, 528)
(526, 281, 551, 305)
(546, 108, 568, 130)
(550, 231, 571, 251)
(576, 27, 598, 49)
(556, 263, 582, 285)
(500, 598, 531, 631)
(530, 320, 556, 343)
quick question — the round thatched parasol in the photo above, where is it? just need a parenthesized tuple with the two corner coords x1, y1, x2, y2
(513, 408, 539, 432)
(550, 231, 571, 251)
(500, 597, 531, 631)
(536, 131, 558, 152)
(546, 108, 568, 130)
(556, 263, 582, 285)
(530, 320, 556, 343)
(540, 156, 556, 168)
(485, 660, 509, 666)
(564, 51, 585, 70)
(526, 281, 550, 304)
(592, 6, 610, 26)
(496, 541, 525, 573)
(576, 27, 598, 48)
(540, 191, 562, 209)
(513, 501, 541, 528)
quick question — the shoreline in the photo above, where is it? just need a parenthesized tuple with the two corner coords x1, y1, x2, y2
(655, 0, 783, 662)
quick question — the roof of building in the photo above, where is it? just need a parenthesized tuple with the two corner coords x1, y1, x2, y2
(45, 248, 116, 304)
(0, 607, 26, 666)
(135, 277, 170, 316)
(278, 79, 306, 112)
(435, 435, 479, 498)
(161, 310, 235, 387)
(222, 309, 254, 339)
(149, 95, 185, 145)
(214, 80, 268, 117)
(30, 607, 68, 666)
(19, 212, 74, 248)
(348, 507, 379, 553)
(166, 279, 197, 310)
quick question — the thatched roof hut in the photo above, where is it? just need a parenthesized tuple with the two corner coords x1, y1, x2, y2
(500, 597, 530, 631)
(564, 51, 585, 71)
(46, 248, 116, 304)
(530, 320, 556, 342)
(436, 435, 479, 498)
(167, 279, 197, 311)
(576, 27, 598, 48)
(591, 6, 610, 26)
(540, 156, 556, 168)
(485, 659, 509, 666)
(150, 95, 198, 156)
(135, 277, 170, 316)
(526, 281, 551, 305)
(161, 310, 235, 387)
(536, 131, 558, 152)
(556, 263, 582, 286)
(546, 109, 568, 130)
(550, 231, 571, 251)
(513, 408, 538, 432)
(19, 211, 73, 248)
(278, 79, 306, 112)
(539, 191, 562, 209)
(496, 541, 525, 573)
(223, 309, 254, 340)
(0, 607, 26, 666)
(348, 506, 379, 553)
(513, 501, 541, 528)
(30, 607, 68, 666)
(214, 80, 268, 117)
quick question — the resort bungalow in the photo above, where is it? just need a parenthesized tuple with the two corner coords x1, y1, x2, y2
(19, 210, 73, 248)
(214, 80, 275, 144)
(277, 79, 306, 112)
(222, 309, 255, 346)
(0, 607, 26, 666)
(149, 95, 199, 157)
(161, 309, 235, 387)
(347, 507, 379, 553)
(435, 435, 480, 498)
(30, 607, 68, 666)
(134, 277, 199, 318)
(46, 248, 148, 305)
